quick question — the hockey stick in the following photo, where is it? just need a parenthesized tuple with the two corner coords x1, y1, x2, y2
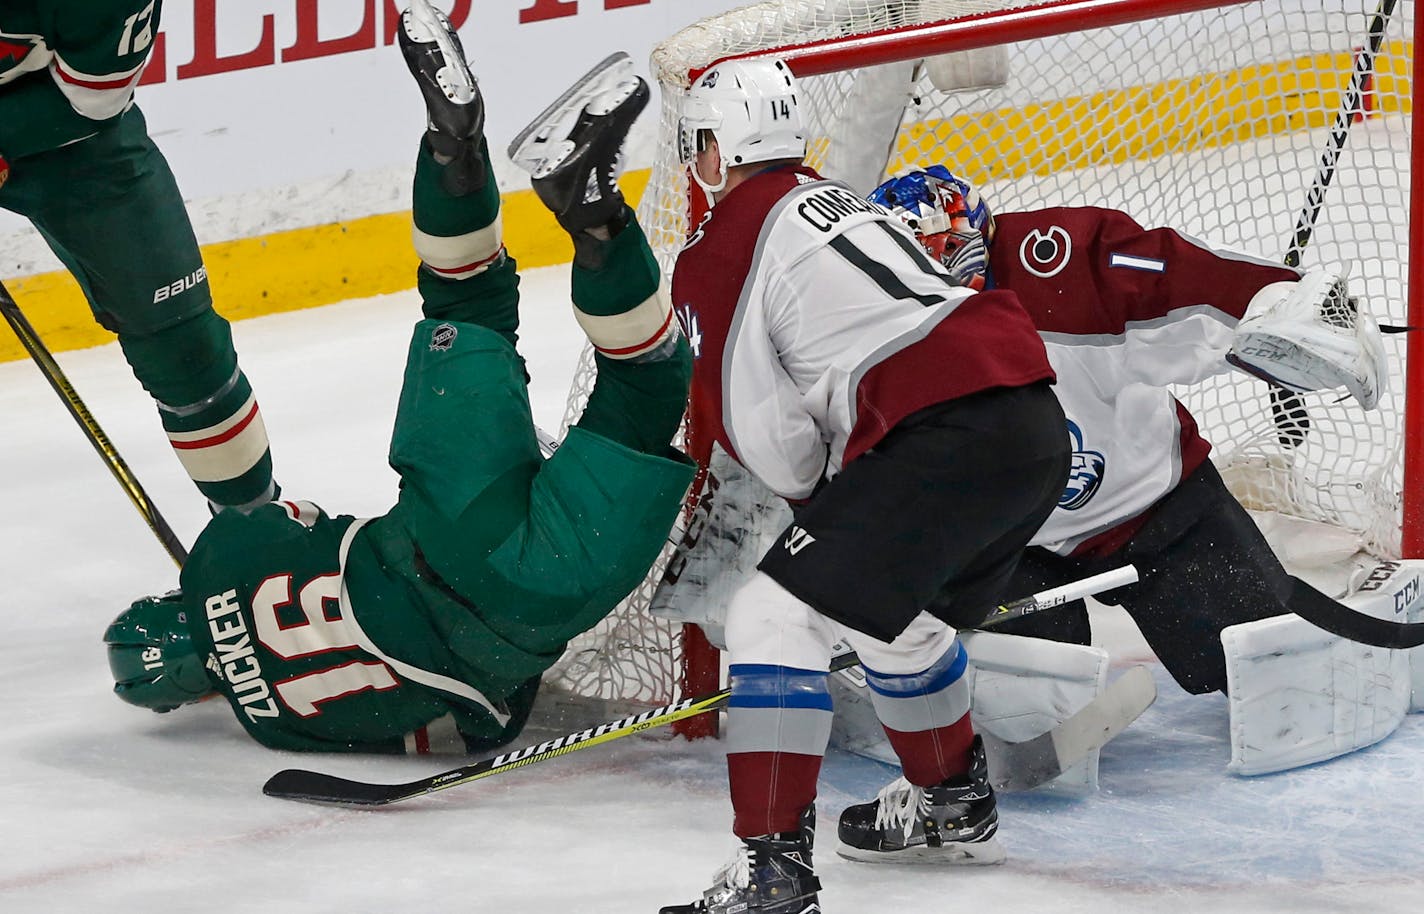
(1269, 0, 1398, 447)
(0, 281, 188, 567)
(984, 663, 1155, 792)
(262, 565, 1139, 807)
(975, 563, 1137, 627)
(1287, 576, 1424, 649)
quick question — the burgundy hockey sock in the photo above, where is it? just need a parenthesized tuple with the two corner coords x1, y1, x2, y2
(882, 713, 976, 786)
(863, 640, 977, 785)
(725, 663, 834, 837)
(728, 751, 825, 838)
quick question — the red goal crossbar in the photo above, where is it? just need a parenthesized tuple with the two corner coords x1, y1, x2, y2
(690, 0, 1260, 81)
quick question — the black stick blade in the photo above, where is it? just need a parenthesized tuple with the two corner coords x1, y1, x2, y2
(262, 769, 426, 807)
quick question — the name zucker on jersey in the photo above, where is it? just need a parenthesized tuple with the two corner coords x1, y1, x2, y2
(205, 589, 279, 721)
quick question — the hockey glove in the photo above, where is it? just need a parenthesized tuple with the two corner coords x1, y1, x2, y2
(1227, 269, 1387, 410)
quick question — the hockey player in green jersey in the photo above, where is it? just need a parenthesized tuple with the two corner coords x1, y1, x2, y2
(101, 4, 695, 754)
(0, 0, 278, 511)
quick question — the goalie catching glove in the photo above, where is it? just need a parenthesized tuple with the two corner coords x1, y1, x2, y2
(1227, 269, 1387, 409)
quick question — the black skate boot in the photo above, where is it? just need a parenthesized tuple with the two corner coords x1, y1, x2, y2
(398, 0, 485, 194)
(837, 735, 1005, 865)
(661, 808, 820, 914)
(508, 52, 649, 239)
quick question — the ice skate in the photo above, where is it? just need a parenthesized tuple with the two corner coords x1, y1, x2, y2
(837, 735, 1006, 865)
(661, 809, 820, 914)
(399, 0, 485, 190)
(508, 51, 649, 234)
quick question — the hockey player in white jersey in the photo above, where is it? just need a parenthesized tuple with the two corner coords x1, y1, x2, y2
(861, 165, 1422, 777)
(661, 59, 1073, 914)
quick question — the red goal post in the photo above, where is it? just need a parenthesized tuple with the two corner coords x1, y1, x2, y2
(548, 0, 1423, 733)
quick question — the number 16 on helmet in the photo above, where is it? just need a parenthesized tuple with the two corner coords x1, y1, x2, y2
(105, 591, 215, 713)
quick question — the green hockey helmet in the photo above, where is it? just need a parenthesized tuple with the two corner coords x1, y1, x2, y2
(105, 591, 214, 712)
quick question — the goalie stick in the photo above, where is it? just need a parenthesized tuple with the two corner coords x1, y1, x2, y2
(0, 281, 188, 567)
(1286, 575, 1424, 649)
(1269, 0, 1398, 447)
(983, 664, 1155, 792)
(262, 565, 1140, 807)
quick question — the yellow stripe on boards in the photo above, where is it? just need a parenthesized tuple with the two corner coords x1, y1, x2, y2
(0, 169, 652, 363)
(893, 41, 1413, 187)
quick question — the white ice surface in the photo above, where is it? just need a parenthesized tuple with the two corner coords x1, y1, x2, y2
(2, 266, 1422, 913)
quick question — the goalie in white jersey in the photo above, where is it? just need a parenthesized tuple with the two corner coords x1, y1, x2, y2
(863, 166, 1423, 778)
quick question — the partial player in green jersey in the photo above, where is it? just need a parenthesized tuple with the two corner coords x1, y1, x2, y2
(0, 0, 278, 510)
(103, 2, 695, 755)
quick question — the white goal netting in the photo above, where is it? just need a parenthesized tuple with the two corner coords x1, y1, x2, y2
(547, 0, 1418, 707)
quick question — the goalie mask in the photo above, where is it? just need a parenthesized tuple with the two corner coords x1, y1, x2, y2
(678, 57, 806, 196)
(870, 165, 995, 290)
(105, 591, 214, 713)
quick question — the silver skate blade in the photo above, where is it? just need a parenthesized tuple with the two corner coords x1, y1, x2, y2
(508, 51, 636, 179)
(983, 664, 1157, 792)
(403, 0, 476, 104)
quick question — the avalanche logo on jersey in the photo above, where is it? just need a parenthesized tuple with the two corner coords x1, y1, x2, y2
(1059, 420, 1105, 511)
(1018, 225, 1072, 278)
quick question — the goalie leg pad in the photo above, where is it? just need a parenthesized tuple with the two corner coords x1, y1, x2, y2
(1223, 610, 1411, 776)
(1344, 559, 1424, 711)
(829, 630, 1110, 792)
(958, 631, 1109, 792)
(648, 445, 795, 646)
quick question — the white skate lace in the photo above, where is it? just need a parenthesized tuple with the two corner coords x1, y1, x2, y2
(872, 776, 929, 842)
(711, 843, 753, 891)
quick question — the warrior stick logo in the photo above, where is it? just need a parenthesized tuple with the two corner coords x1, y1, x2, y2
(784, 526, 816, 555)
(490, 702, 690, 768)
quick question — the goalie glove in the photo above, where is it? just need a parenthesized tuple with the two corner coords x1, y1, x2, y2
(1227, 269, 1388, 410)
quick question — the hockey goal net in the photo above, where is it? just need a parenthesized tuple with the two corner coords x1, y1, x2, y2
(545, 0, 1422, 727)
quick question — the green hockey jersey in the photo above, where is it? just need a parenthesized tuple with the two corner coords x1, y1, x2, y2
(178, 419, 695, 755)
(0, 0, 162, 159)
(179, 500, 539, 754)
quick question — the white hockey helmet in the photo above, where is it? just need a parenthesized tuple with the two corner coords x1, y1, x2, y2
(678, 57, 806, 195)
